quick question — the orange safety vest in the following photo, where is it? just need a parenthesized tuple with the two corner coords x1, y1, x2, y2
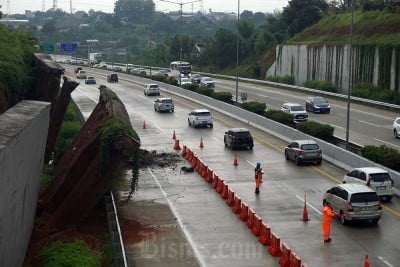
(322, 205, 335, 223)
(255, 167, 262, 187)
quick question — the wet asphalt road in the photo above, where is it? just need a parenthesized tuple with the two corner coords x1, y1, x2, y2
(68, 67, 400, 267)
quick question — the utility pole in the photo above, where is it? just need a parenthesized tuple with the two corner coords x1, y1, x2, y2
(53, 0, 57, 10)
(42, 0, 45, 12)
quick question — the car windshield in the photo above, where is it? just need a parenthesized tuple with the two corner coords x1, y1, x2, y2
(314, 97, 327, 104)
(150, 85, 158, 89)
(370, 173, 391, 182)
(204, 78, 213, 81)
(301, 144, 319, 150)
(181, 78, 190, 82)
(290, 105, 304, 111)
(350, 192, 379, 203)
(196, 112, 210, 116)
(161, 99, 172, 103)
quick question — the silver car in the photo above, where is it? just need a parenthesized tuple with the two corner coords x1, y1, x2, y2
(281, 103, 308, 122)
(284, 139, 322, 165)
(154, 97, 174, 112)
(343, 167, 394, 201)
(323, 184, 382, 225)
(188, 109, 213, 128)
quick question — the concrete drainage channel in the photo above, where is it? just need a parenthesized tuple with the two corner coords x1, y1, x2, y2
(105, 192, 128, 266)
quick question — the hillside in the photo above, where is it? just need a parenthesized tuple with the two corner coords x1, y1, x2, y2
(287, 9, 400, 45)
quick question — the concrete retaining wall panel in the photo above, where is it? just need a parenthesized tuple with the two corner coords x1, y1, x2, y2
(0, 101, 51, 267)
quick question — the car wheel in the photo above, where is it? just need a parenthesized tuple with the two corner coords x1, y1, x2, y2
(171, 109, 174, 113)
(340, 212, 348, 225)
(188, 120, 191, 127)
(295, 156, 300, 166)
(224, 137, 228, 147)
(285, 151, 289, 160)
(386, 195, 392, 202)
(395, 129, 399, 138)
(249, 145, 253, 150)
(316, 159, 322, 165)
(154, 106, 157, 111)
(144, 91, 146, 95)
(210, 124, 213, 128)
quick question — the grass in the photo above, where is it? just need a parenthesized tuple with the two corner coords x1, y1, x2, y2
(288, 10, 400, 45)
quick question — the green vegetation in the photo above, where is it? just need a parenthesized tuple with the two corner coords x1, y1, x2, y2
(352, 82, 400, 104)
(296, 121, 335, 142)
(212, 91, 233, 104)
(289, 10, 400, 45)
(266, 75, 295, 85)
(361, 145, 400, 172)
(264, 109, 294, 125)
(39, 240, 100, 267)
(241, 101, 267, 115)
(40, 164, 54, 191)
(0, 24, 38, 106)
(303, 80, 338, 93)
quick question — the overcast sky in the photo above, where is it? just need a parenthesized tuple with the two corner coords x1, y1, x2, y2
(3, 0, 289, 15)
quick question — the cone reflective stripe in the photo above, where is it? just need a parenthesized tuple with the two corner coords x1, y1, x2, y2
(142, 120, 147, 129)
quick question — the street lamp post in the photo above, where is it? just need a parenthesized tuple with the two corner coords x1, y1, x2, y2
(235, 0, 240, 105)
(159, 0, 201, 83)
(86, 39, 98, 66)
(345, 0, 354, 150)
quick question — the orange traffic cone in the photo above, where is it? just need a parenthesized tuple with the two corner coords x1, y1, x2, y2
(172, 130, 176, 140)
(142, 120, 147, 129)
(173, 139, 181, 150)
(233, 154, 238, 166)
(199, 137, 204, 149)
(302, 193, 309, 221)
(363, 253, 370, 267)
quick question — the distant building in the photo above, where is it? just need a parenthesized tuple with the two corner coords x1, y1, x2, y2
(73, 11, 87, 19)
(0, 19, 29, 28)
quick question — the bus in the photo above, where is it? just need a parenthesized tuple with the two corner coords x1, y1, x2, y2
(170, 61, 192, 77)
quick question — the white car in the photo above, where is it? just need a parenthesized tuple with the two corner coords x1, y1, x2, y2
(188, 109, 213, 128)
(76, 70, 87, 79)
(280, 103, 308, 122)
(393, 117, 400, 138)
(178, 77, 192, 86)
(144, 84, 160, 96)
(343, 167, 394, 201)
(154, 97, 174, 112)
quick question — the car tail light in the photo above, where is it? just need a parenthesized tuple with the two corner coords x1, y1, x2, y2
(366, 178, 371, 187)
(347, 203, 353, 212)
(297, 150, 305, 155)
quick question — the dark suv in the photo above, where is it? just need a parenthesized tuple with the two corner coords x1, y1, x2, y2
(224, 128, 254, 150)
(107, 73, 118, 83)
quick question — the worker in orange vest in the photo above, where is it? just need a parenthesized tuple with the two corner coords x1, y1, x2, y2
(322, 202, 338, 242)
(254, 161, 263, 194)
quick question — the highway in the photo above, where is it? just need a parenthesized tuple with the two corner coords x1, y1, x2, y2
(66, 66, 400, 266)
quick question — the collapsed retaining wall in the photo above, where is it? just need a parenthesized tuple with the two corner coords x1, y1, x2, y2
(267, 44, 400, 93)
(0, 101, 50, 267)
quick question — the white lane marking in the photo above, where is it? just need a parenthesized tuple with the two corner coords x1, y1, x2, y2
(295, 195, 322, 215)
(377, 256, 394, 267)
(74, 87, 98, 103)
(359, 120, 381, 127)
(147, 168, 206, 267)
(247, 160, 255, 167)
(374, 138, 400, 148)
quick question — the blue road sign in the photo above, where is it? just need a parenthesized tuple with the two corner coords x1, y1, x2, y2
(60, 43, 77, 52)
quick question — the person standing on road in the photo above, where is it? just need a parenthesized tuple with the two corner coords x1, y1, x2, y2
(322, 202, 337, 243)
(254, 161, 263, 194)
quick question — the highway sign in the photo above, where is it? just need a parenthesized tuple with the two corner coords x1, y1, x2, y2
(39, 43, 54, 53)
(60, 43, 77, 52)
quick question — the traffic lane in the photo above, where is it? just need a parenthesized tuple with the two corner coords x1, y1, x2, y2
(71, 75, 400, 266)
(215, 78, 400, 149)
(118, 85, 400, 267)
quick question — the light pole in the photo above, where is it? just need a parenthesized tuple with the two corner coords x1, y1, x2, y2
(235, 0, 240, 105)
(345, 0, 354, 150)
(159, 0, 201, 83)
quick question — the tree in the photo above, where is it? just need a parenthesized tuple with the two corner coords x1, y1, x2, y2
(208, 28, 237, 69)
(240, 10, 253, 21)
(42, 19, 57, 34)
(114, 0, 155, 24)
(282, 0, 329, 36)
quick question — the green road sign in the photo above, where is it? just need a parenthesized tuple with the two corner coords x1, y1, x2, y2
(40, 43, 55, 53)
